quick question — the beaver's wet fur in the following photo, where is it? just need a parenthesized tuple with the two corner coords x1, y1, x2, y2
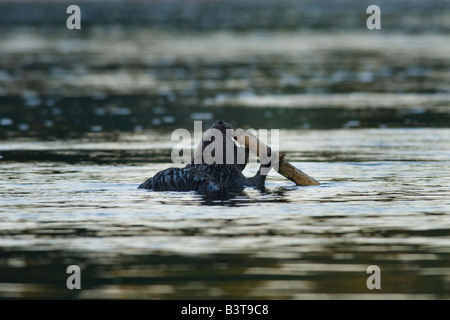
(138, 120, 270, 195)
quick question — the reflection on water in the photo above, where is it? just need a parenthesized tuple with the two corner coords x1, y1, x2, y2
(1, 0, 450, 299)
(1, 3, 450, 138)
(1, 129, 450, 299)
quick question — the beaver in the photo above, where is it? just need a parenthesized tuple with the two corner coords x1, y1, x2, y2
(138, 120, 271, 194)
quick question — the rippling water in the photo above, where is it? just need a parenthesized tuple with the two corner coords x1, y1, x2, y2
(1, 128, 450, 299)
(1, 0, 450, 299)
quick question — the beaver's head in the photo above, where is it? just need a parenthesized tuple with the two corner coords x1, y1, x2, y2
(202, 120, 234, 155)
(208, 120, 233, 133)
(191, 120, 240, 166)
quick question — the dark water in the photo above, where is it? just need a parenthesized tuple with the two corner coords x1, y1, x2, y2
(1, 0, 450, 299)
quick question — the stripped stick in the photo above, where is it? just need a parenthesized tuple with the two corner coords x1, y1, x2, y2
(233, 129, 320, 186)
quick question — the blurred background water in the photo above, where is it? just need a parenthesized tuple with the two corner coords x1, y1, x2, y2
(0, 0, 449, 299)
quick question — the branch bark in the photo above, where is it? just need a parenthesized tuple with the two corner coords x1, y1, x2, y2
(233, 129, 320, 186)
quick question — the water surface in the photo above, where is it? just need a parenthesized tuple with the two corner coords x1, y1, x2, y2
(0, 0, 449, 299)
(1, 128, 449, 299)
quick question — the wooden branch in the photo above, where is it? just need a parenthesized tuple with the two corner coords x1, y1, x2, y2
(233, 129, 320, 186)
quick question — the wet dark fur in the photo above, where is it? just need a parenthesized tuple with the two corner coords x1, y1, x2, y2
(138, 120, 270, 194)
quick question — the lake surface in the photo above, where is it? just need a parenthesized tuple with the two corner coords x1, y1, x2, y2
(1, 128, 449, 299)
(0, 0, 449, 299)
